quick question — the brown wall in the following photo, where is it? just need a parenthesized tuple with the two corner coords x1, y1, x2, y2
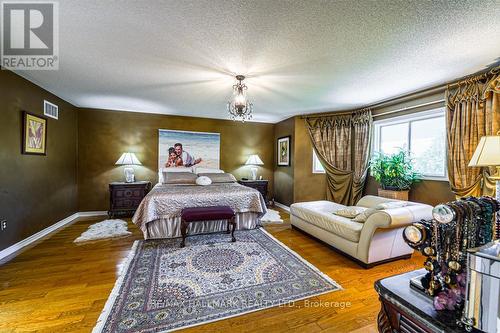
(293, 117, 327, 203)
(364, 177, 455, 206)
(78, 108, 275, 211)
(273, 117, 294, 206)
(286, 89, 455, 207)
(0, 70, 78, 251)
(0, 69, 458, 254)
(364, 89, 456, 206)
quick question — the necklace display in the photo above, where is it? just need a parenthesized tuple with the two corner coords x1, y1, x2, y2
(403, 196, 500, 311)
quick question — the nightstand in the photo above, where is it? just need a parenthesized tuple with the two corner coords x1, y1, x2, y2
(238, 179, 269, 206)
(108, 181, 151, 218)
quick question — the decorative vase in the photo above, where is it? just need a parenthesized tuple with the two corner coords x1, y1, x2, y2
(378, 188, 409, 201)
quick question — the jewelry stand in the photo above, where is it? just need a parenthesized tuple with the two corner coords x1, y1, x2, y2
(403, 197, 500, 302)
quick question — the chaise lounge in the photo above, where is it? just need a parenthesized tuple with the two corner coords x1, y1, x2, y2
(290, 195, 433, 268)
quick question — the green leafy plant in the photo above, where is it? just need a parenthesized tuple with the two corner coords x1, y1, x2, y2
(369, 149, 421, 191)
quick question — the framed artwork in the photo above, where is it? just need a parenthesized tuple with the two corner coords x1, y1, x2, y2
(158, 129, 220, 170)
(277, 136, 291, 166)
(22, 111, 47, 155)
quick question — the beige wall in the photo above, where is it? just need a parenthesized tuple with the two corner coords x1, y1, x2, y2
(78, 108, 275, 211)
(0, 70, 78, 251)
(273, 117, 294, 206)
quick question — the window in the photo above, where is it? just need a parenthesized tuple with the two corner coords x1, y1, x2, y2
(312, 150, 326, 173)
(373, 108, 447, 180)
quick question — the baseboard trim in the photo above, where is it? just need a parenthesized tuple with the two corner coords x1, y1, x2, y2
(0, 211, 108, 262)
(274, 202, 290, 212)
(78, 211, 108, 217)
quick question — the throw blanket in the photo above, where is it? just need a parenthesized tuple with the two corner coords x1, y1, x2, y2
(132, 183, 266, 234)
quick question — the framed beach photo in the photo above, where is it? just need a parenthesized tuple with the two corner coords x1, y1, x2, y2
(158, 129, 220, 170)
(277, 136, 291, 166)
(22, 112, 47, 155)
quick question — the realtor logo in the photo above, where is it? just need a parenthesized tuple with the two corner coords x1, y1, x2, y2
(1, 1, 59, 70)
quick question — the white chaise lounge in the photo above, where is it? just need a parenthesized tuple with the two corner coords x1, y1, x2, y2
(290, 195, 433, 268)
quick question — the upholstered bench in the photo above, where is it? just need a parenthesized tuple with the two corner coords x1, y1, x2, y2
(180, 206, 236, 248)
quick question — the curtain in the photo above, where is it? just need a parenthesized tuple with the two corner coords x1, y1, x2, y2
(446, 67, 499, 198)
(306, 109, 373, 205)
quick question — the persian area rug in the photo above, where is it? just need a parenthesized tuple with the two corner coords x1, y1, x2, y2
(260, 209, 284, 224)
(93, 228, 341, 332)
(74, 219, 131, 243)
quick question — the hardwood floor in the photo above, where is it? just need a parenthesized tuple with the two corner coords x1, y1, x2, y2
(0, 208, 424, 332)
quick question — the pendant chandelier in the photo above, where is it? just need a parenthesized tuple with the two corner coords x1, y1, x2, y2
(227, 75, 253, 122)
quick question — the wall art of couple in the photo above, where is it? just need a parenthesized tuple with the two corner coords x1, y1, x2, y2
(158, 129, 220, 170)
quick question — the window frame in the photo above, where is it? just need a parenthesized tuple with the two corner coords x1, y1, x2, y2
(372, 108, 448, 181)
(312, 149, 326, 174)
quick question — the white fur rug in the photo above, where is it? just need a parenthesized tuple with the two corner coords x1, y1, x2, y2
(74, 219, 131, 243)
(260, 209, 284, 224)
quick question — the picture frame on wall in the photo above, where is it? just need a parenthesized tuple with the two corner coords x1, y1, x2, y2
(22, 111, 48, 155)
(277, 136, 291, 166)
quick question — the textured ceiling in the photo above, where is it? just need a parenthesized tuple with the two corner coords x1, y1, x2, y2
(17, 0, 500, 123)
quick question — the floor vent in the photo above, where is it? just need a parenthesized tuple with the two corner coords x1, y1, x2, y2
(44, 100, 58, 119)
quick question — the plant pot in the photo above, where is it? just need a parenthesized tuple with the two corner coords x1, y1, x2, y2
(378, 188, 409, 201)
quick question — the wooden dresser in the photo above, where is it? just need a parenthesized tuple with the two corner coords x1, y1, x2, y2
(108, 181, 151, 218)
(238, 179, 269, 206)
(375, 269, 466, 333)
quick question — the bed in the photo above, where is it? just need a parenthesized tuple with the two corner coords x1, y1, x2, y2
(132, 182, 267, 239)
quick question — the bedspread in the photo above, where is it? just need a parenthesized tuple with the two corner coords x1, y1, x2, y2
(132, 183, 267, 236)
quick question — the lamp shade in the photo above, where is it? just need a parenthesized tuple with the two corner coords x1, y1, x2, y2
(116, 152, 142, 165)
(245, 154, 264, 166)
(468, 136, 500, 167)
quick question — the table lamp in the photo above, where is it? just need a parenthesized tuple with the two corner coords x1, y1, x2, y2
(468, 134, 500, 203)
(116, 152, 142, 183)
(245, 154, 264, 180)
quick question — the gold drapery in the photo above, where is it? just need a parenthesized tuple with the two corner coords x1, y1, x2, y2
(305, 109, 373, 205)
(446, 67, 500, 198)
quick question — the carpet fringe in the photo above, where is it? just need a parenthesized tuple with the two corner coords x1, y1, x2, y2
(92, 240, 139, 333)
(92, 228, 342, 332)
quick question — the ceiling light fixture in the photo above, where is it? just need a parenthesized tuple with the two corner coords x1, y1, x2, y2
(227, 75, 253, 122)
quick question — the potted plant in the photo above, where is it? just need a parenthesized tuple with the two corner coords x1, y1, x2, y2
(369, 149, 420, 201)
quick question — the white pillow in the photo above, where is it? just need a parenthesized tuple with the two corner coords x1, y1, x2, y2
(333, 206, 366, 219)
(352, 208, 378, 222)
(375, 201, 408, 210)
(198, 173, 236, 183)
(196, 176, 212, 186)
(194, 167, 224, 174)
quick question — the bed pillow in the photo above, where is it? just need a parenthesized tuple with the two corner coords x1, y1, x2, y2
(375, 201, 408, 210)
(333, 206, 366, 219)
(162, 172, 197, 185)
(352, 208, 378, 222)
(199, 173, 237, 183)
(196, 176, 212, 186)
(163, 167, 193, 173)
(194, 167, 224, 174)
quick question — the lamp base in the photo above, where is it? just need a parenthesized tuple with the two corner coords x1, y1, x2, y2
(124, 167, 135, 183)
(250, 167, 258, 181)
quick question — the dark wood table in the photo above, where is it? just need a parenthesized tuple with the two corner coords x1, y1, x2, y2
(108, 181, 151, 218)
(237, 179, 269, 206)
(375, 269, 473, 333)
